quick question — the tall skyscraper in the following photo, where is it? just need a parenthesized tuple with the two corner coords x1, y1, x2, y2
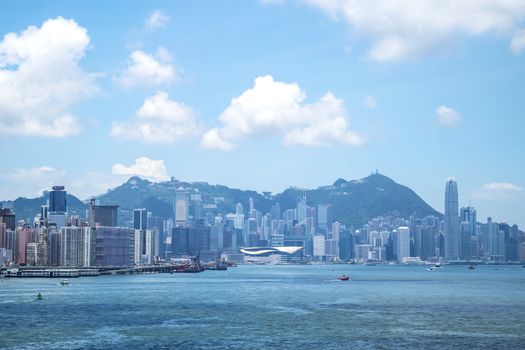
(460, 206, 477, 235)
(134, 228, 156, 265)
(444, 178, 460, 261)
(317, 204, 332, 232)
(460, 206, 477, 259)
(133, 209, 148, 230)
(297, 193, 307, 225)
(190, 194, 203, 221)
(397, 226, 410, 263)
(0, 208, 15, 231)
(48, 186, 68, 230)
(313, 234, 326, 260)
(236, 203, 243, 215)
(49, 186, 67, 214)
(271, 202, 281, 220)
(174, 190, 189, 226)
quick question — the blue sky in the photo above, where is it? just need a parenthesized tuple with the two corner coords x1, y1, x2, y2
(0, 0, 524, 227)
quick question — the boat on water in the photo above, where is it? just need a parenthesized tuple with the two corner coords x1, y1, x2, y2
(338, 275, 350, 281)
(37, 293, 43, 300)
(60, 279, 70, 286)
(204, 258, 228, 271)
(427, 264, 443, 271)
(468, 265, 476, 270)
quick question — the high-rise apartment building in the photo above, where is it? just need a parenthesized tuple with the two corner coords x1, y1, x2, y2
(134, 228, 157, 265)
(60, 226, 96, 267)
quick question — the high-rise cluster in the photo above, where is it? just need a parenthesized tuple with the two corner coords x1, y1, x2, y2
(1, 178, 524, 267)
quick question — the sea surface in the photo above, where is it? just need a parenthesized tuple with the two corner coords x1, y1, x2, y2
(0, 264, 524, 349)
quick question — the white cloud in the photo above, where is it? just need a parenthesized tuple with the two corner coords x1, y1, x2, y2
(484, 182, 523, 192)
(115, 47, 175, 87)
(363, 95, 376, 109)
(473, 181, 524, 200)
(146, 10, 170, 30)
(13, 166, 65, 179)
(112, 157, 169, 182)
(201, 75, 363, 150)
(201, 128, 234, 151)
(436, 105, 461, 128)
(110, 91, 201, 144)
(511, 29, 525, 54)
(0, 17, 97, 137)
(299, 0, 525, 60)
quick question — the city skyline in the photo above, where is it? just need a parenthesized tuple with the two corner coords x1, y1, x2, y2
(1, 172, 523, 228)
(2, 174, 522, 268)
(1, 1, 524, 229)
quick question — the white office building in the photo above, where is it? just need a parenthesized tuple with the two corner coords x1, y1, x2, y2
(397, 226, 410, 263)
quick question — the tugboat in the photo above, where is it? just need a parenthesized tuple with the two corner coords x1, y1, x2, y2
(338, 274, 350, 281)
(37, 292, 43, 300)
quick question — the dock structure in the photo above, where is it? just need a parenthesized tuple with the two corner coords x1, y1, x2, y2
(100, 264, 177, 275)
(1, 259, 205, 278)
(0, 267, 99, 278)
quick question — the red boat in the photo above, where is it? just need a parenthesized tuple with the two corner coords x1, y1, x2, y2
(338, 275, 350, 281)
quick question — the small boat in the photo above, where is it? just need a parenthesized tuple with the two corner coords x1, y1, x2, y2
(468, 265, 476, 270)
(60, 279, 70, 286)
(338, 275, 350, 281)
(37, 292, 43, 300)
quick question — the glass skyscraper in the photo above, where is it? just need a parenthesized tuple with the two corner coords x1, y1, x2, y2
(444, 178, 459, 261)
(49, 186, 67, 214)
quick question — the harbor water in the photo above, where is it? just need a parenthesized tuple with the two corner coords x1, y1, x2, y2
(1, 264, 524, 349)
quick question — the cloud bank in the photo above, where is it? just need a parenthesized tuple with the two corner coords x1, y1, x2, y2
(111, 91, 201, 144)
(299, 0, 525, 61)
(112, 157, 169, 182)
(201, 75, 364, 150)
(0, 17, 97, 137)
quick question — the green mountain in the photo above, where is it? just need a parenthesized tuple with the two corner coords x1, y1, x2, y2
(9, 194, 87, 224)
(275, 173, 441, 225)
(96, 173, 441, 226)
(2, 173, 441, 227)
